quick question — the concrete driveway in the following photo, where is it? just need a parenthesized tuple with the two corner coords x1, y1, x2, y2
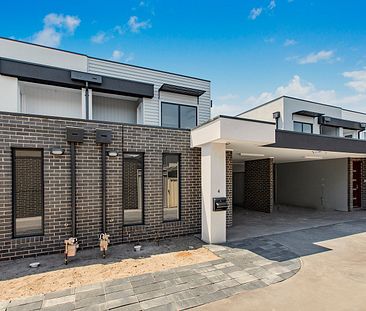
(196, 219, 366, 311)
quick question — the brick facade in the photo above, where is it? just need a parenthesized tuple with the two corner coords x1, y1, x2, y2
(348, 158, 366, 211)
(226, 151, 233, 227)
(244, 158, 274, 213)
(0, 112, 233, 260)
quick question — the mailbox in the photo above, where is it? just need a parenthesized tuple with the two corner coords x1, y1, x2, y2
(66, 127, 85, 143)
(213, 197, 228, 211)
(96, 129, 112, 144)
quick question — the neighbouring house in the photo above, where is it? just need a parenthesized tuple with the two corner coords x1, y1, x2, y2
(0, 37, 365, 260)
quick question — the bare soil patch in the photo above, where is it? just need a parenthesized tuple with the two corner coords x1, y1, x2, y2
(0, 247, 218, 300)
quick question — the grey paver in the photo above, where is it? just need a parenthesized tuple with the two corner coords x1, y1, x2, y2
(75, 283, 103, 293)
(106, 288, 135, 301)
(137, 289, 166, 302)
(105, 296, 139, 309)
(75, 288, 105, 301)
(105, 282, 132, 294)
(41, 302, 75, 311)
(44, 288, 75, 300)
(42, 295, 74, 308)
(8, 295, 43, 307)
(139, 295, 175, 310)
(0, 301, 9, 310)
(7, 301, 43, 311)
(111, 303, 142, 311)
(144, 302, 178, 311)
(74, 295, 105, 309)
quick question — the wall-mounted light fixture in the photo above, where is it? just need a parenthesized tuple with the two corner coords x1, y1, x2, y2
(107, 150, 118, 157)
(51, 147, 65, 155)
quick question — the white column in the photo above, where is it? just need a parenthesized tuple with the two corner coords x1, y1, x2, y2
(201, 142, 227, 244)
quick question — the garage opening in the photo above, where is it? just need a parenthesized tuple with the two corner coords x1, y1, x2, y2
(229, 157, 366, 241)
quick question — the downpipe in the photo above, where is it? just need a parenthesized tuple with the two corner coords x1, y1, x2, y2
(64, 128, 85, 264)
(96, 130, 113, 258)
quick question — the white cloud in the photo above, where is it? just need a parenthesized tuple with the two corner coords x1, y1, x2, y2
(298, 50, 335, 64)
(212, 75, 366, 117)
(31, 13, 80, 47)
(91, 31, 108, 44)
(217, 94, 239, 101)
(268, 0, 276, 10)
(128, 16, 151, 33)
(249, 8, 263, 20)
(284, 39, 297, 46)
(111, 50, 124, 61)
(343, 68, 366, 93)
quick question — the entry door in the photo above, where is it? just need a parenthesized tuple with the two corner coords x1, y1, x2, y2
(353, 161, 362, 208)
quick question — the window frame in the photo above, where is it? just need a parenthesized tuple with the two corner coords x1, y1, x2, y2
(162, 153, 181, 222)
(161, 102, 198, 129)
(12, 147, 45, 238)
(122, 152, 145, 226)
(293, 121, 313, 134)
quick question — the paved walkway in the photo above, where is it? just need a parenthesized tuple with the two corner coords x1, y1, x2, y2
(196, 219, 366, 311)
(0, 237, 300, 311)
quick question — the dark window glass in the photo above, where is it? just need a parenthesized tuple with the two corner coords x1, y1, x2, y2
(161, 102, 197, 129)
(320, 125, 338, 137)
(13, 149, 43, 237)
(161, 103, 179, 128)
(123, 153, 144, 225)
(163, 154, 180, 221)
(302, 123, 312, 133)
(293, 121, 302, 132)
(293, 121, 313, 134)
(180, 105, 197, 129)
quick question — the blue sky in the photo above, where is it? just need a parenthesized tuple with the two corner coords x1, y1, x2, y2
(1, 0, 366, 116)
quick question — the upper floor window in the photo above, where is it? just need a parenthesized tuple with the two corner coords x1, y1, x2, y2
(320, 125, 338, 137)
(161, 102, 197, 129)
(293, 121, 313, 134)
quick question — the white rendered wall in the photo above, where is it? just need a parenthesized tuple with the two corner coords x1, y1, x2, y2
(0, 74, 18, 112)
(238, 98, 284, 129)
(0, 38, 87, 71)
(20, 82, 82, 118)
(201, 143, 227, 244)
(276, 158, 348, 211)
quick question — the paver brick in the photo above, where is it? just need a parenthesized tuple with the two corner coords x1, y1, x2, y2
(42, 295, 75, 308)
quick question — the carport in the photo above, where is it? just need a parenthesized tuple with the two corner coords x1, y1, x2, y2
(191, 116, 366, 244)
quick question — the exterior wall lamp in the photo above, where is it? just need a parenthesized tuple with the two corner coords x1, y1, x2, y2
(107, 150, 118, 157)
(51, 147, 65, 155)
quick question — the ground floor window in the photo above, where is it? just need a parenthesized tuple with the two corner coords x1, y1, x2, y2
(163, 154, 180, 221)
(123, 153, 144, 225)
(12, 148, 44, 237)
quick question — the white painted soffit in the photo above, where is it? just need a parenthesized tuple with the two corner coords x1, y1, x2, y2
(191, 116, 276, 148)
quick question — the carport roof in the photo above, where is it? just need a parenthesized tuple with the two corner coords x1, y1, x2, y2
(191, 116, 366, 163)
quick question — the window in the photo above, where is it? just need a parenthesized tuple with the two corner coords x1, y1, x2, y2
(161, 103, 197, 129)
(293, 121, 313, 134)
(163, 154, 180, 221)
(343, 128, 355, 139)
(123, 153, 144, 225)
(13, 149, 44, 237)
(320, 125, 338, 137)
